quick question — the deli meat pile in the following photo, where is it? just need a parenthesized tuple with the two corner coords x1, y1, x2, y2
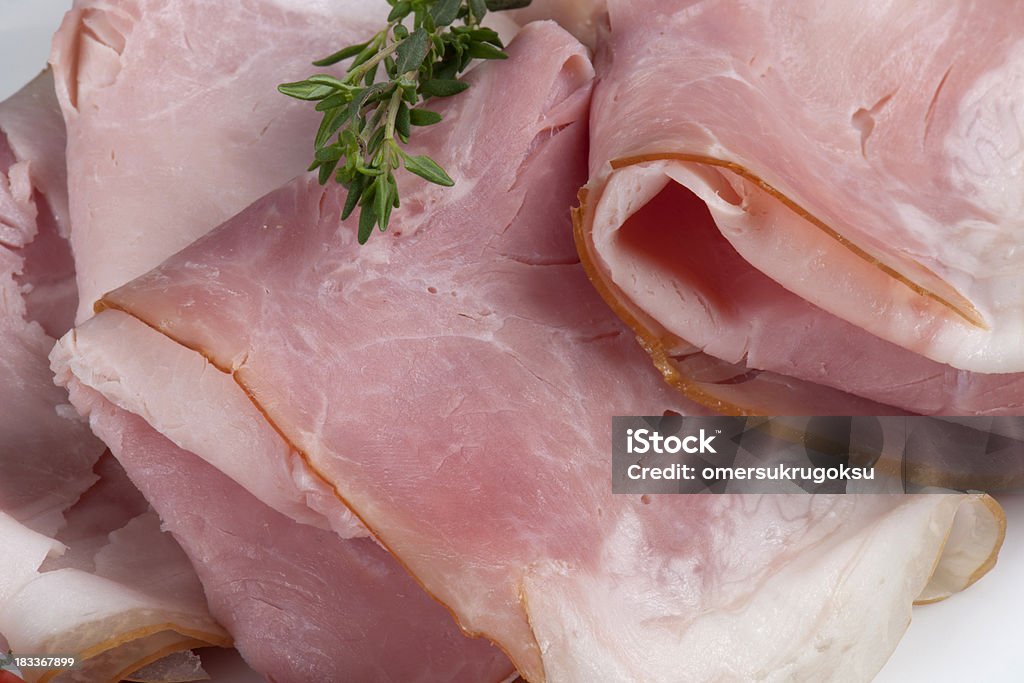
(0, 1, 1018, 681)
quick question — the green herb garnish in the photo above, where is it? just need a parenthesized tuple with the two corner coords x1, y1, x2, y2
(279, 0, 532, 244)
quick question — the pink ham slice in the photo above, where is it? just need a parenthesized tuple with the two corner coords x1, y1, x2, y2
(0, 68, 75, 338)
(66, 380, 513, 683)
(0, 455, 230, 683)
(51, 0, 388, 323)
(48, 0, 391, 534)
(0, 72, 229, 683)
(575, 0, 1024, 415)
(55, 21, 1006, 682)
(0, 71, 97, 536)
(48, 1, 530, 678)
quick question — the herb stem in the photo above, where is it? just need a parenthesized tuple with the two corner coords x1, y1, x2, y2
(385, 88, 404, 142)
(363, 106, 387, 144)
(279, 0, 530, 244)
(346, 36, 398, 85)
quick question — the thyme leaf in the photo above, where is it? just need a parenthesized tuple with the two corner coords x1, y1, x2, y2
(279, 0, 530, 244)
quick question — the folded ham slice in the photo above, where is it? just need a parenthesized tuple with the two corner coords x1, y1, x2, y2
(1, 455, 230, 683)
(575, 0, 1024, 414)
(54, 19, 1007, 682)
(65, 380, 512, 683)
(49, 0, 526, 678)
(49, 0, 399, 534)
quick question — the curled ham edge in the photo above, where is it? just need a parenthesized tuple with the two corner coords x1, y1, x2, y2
(566, 0, 1024, 418)
(58, 166, 1007, 683)
(36, 632, 224, 683)
(571, 157, 867, 415)
(0, 508, 230, 683)
(572, 155, 1004, 416)
(49, 30, 1007, 679)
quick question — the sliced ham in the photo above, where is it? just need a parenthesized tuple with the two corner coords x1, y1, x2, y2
(55, 20, 1007, 682)
(51, 0, 388, 322)
(48, 0, 393, 533)
(575, 0, 1024, 415)
(0, 457, 230, 683)
(0, 68, 75, 338)
(0, 71, 97, 536)
(54, 305, 364, 537)
(49, 1, 531, 678)
(0, 70, 229, 682)
(67, 380, 513, 683)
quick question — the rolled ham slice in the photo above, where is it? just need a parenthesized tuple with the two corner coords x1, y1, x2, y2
(55, 20, 1007, 682)
(575, 0, 1024, 414)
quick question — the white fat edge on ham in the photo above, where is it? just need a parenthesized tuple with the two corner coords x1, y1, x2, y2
(0, 456, 230, 683)
(48, 0, 397, 534)
(42, 0, 560, 536)
(44, 2, 544, 679)
(51, 313, 367, 538)
(0, 389, 228, 682)
(61, 19, 593, 680)
(68, 20, 1006, 683)
(581, 0, 1024, 376)
(520, 495, 1003, 683)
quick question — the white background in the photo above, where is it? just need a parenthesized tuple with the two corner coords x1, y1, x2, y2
(1, 2, 1022, 681)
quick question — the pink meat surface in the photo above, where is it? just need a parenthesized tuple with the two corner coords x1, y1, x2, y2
(54, 20, 1006, 682)
(0, 67, 75, 337)
(49, 0, 392, 534)
(0, 72, 97, 536)
(577, 0, 1024, 414)
(0, 71, 230, 683)
(51, 0, 388, 322)
(0, 454, 229, 683)
(70, 381, 513, 683)
(509, 0, 607, 47)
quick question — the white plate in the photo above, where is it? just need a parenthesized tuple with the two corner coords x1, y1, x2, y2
(1, 2, 1022, 681)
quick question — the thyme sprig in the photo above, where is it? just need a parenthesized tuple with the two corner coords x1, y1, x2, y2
(279, 0, 531, 244)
